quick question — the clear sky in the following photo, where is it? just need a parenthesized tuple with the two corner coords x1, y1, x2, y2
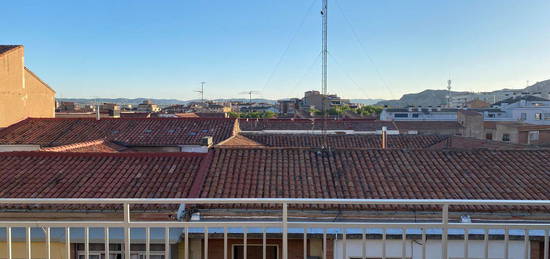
(2, 0, 550, 101)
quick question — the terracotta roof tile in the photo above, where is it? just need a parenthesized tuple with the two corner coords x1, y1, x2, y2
(239, 119, 396, 131)
(229, 133, 447, 149)
(0, 152, 206, 211)
(40, 139, 129, 152)
(394, 121, 462, 131)
(0, 45, 21, 55)
(0, 118, 237, 147)
(199, 148, 550, 212)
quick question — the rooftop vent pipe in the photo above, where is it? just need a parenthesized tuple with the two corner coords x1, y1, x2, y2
(381, 126, 388, 149)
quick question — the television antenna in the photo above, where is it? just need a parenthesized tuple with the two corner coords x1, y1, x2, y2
(195, 82, 206, 103)
(239, 90, 261, 104)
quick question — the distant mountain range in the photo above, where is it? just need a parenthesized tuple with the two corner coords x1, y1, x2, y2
(375, 79, 550, 107)
(58, 79, 550, 108)
(375, 90, 468, 107)
(57, 97, 278, 106)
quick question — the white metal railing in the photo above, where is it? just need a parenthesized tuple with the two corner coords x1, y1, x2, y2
(0, 198, 549, 259)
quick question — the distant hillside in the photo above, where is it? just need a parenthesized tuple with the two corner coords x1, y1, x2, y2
(58, 98, 188, 106)
(350, 99, 385, 105)
(525, 79, 550, 93)
(376, 90, 468, 107)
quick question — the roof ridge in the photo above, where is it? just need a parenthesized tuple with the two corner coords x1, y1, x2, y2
(0, 151, 207, 158)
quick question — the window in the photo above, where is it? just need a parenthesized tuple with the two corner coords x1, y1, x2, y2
(535, 113, 543, 120)
(233, 244, 278, 259)
(520, 113, 527, 121)
(394, 113, 408, 118)
(529, 131, 539, 142)
(411, 113, 419, 118)
(502, 134, 510, 142)
(485, 133, 493, 140)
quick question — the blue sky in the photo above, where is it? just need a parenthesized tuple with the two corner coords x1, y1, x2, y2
(2, 0, 550, 100)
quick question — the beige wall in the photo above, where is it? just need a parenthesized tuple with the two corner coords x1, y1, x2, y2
(0, 46, 55, 128)
(0, 47, 26, 128)
(24, 68, 55, 119)
(0, 241, 68, 259)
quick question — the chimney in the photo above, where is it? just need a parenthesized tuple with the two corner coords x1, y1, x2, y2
(381, 126, 388, 149)
(201, 136, 213, 147)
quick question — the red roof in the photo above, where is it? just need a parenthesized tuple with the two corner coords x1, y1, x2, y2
(40, 139, 129, 152)
(1, 148, 550, 212)
(429, 136, 538, 150)
(197, 148, 550, 212)
(0, 118, 237, 147)
(394, 121, 462, 130)
(228, 133, 448, 149)
(0, 152, 205, 199)
(239, 119, 396, 131)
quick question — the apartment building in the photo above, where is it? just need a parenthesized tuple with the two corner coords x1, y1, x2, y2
(0, 45, 55, 127)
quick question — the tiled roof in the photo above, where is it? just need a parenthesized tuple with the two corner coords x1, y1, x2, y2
(1, 148, 550, 213)
(40, 139, 129, 152)
(428, 136, 538, 150)
(120, 112, 151, 118)
(394, 121, 462, 130)
(239, 119, 397, 131)
(231, 133, 447, 149)
(0, 152, 206, 211)
(216, 134, 265, 147)
(458, 110, 482, 116)
(198, 148, 550, 212)
(0, 118, 238, 147)
(0, 45, 21, 55)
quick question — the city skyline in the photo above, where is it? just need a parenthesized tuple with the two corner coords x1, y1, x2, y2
(2, 0, 550, 100)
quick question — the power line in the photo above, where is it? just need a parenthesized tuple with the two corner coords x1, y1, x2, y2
(260, 0, 318, 93)
(333, 0, 395, 99)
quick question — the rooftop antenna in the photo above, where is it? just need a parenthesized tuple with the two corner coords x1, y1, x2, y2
(239, 90, 260, 105)
(321, 0, 329, 148)
(195, 82, 206, 103)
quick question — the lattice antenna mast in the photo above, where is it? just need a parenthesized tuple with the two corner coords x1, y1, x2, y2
(447, 79, 452, 108)
(195, 82, 206, 103)
(321, 0, 329, 147)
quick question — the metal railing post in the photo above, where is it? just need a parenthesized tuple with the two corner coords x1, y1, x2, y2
(124, 203, 131, 259)
(442, 204, 449, 259)
(283, 202, 288, 259)
(7, 227, 12, 259)
(46, 227, 51, 259)
(26, 227, 31, 259)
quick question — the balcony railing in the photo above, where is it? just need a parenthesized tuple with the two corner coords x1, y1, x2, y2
(0, 198, 549, 259)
